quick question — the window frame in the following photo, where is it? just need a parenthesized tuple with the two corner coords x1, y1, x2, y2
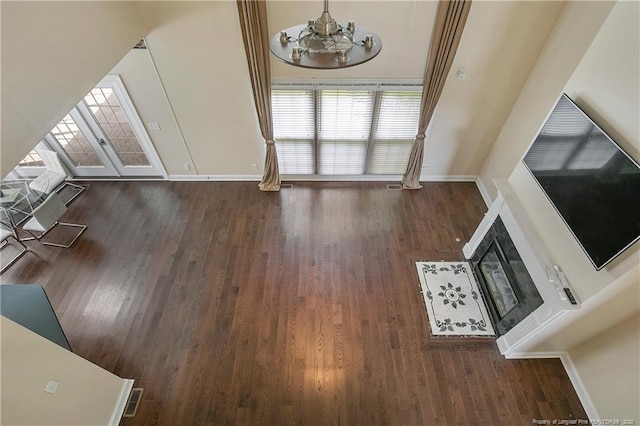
(271, 81, 423, 178)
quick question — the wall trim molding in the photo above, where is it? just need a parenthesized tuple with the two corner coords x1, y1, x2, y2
(502, 351, 599, 421)
(169, 174, 261, 181)
(168, 174, 478, 183)
(474, 177, 493, 207)
(421, 174, 477, 182)
(559, 352, 600, 421)
(109, 379, 135, 426)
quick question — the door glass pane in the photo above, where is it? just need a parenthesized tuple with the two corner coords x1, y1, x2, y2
(84, 88, 150, 167)
(18, 144, 46, 167)
(51, 114, 103, 166)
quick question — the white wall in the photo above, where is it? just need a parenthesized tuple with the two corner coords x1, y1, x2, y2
(137, 1, 264, 176)
(0, 1, 148, 176)
(478, 0, 615, 199)
(268, 1, 436, 80)
(109, 49, 196, 176)
(569, 313, 640, 420)
(271, 1, 565, 178)
(488, 0, 639, 418)
(1, 1, 567, 179)
(509, 0, 638, 306)
(103, 1, 564, 178)
(423, 0, 564, 178)
(1, 317, 131, 425)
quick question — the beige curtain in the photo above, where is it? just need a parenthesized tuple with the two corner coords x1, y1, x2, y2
(402, 0, 472, 189)
(237, 0, 280, 191)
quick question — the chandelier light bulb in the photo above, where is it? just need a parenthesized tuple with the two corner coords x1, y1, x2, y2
(291, 46, 303, 61)
(365, 35, 374, 49)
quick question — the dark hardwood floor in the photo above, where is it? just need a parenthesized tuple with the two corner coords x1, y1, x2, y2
(1, 181, 587, 425)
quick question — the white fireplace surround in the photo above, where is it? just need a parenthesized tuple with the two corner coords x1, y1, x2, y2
(463, 179, 580, 356)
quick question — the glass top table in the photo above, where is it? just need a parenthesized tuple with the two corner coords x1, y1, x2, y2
(0, 180, 45, 230)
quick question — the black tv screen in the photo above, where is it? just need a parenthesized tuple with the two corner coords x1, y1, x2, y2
(523, 94, 640, 270)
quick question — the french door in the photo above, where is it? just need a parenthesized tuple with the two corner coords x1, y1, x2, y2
(46, 76, 165, 178)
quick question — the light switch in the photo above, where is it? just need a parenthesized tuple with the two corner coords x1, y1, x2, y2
(148, 123, 161, 130)
(44, 380, 59, 394)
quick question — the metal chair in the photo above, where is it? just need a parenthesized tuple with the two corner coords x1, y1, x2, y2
(1, 226, 28, 273)
(21, 193, 86, 248)
(29, 149, 86, 204)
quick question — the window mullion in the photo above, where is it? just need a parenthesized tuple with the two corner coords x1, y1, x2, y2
(313, 88, 319, 175)
(364, 91, 382, 175)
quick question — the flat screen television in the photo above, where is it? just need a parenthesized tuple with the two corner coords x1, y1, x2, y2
(522, 94, 640, 270)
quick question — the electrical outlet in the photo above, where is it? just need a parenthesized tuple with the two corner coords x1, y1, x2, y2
(251, 163, 258, 170)
(148, 123, 161, 130)
(183, 164, 191, 171)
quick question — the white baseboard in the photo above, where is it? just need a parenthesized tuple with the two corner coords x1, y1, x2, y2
(421, 174, 477, 182)
(282, 174, 404, 182)
(559, 352, 600, 421)
(168, 174, 478, 183)
(474, 177, 493, 207)
(503, 351, 599, 421)
(109, 378, 135, 425)
(503, 350, 571, 361)
(169, 174, 261, 181)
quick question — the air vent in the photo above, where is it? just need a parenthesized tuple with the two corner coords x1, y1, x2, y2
(122, 388, 143, 417)
(504, 316, 539, 346)
(280, 183, 293, 189)
(386, 184, 402, 190)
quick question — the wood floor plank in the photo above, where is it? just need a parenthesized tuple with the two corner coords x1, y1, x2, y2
(1, 181, 588, 425)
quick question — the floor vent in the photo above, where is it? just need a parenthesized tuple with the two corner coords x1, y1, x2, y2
(386, 184, 403, 190)
(122, 388, 143, 418)
(280, 183, 293, 189)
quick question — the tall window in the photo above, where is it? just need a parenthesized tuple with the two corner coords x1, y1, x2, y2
(272, 84, 422, 175)
(272, 89, 314, 174)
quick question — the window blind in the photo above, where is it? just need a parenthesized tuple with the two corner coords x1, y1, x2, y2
(369, 91, 421, 174)
(318, 90, 373, 174)
(272, 89, 315, 174)
(272, 89, 314, 140)
(271, 85, 423, 176)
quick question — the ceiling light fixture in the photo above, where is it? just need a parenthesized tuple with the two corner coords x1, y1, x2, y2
(269, 0, 382, 69)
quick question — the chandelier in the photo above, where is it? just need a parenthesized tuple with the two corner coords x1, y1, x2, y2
(269, 0, 382, 69)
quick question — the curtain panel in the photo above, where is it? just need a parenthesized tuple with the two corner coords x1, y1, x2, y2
(402, 0, 472, 189)
(237, 0, 280, 191)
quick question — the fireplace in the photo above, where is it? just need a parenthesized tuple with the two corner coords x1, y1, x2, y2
(470, 217, 543, 336)
(478, 242, 520, 318)
(464, 180, 580, 355)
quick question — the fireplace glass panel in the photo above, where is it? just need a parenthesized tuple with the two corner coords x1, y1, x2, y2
(479, 244, 519, 318)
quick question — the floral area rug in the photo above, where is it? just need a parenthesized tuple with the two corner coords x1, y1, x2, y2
(415, 261, 495, 337)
